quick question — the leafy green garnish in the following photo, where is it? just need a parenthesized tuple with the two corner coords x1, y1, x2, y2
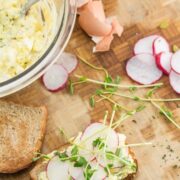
(84, 165, 96, 180)
(146, 86, 160, 98)
(92, 137, 105, 149)
(160, 107, 173, 119)
(115, 148, 121, 156)
(106, 151, 115, 160)
(32, 154, 50, 162)
(95, 89, 104, 95)
(79, 76, 87, 82)
(89, 96, 95, 107)
(133, 96, 140, 101)
(70, 146, 79, 161)
(136, 105, 146, 112)
(103, 75, 121, 93)
(129, 86, 137, 93)
(74, 156, 87, 167)
(55, 151, 68, 161)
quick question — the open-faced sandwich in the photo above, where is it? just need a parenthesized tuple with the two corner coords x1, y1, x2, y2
(30, 122, 137, 180)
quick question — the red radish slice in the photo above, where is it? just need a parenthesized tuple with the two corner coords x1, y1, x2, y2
(134, 35, 159, 55)
(169, 70, 180, 94)
(68, 164, 84, 180)
(47, 156, 69, 180)
(171, 50, 180, 74)
(89, 161, 107, 180)
(81, 123, 119, 152)
(126, 54, 163, 85)
(156, 52, 173, 75)
(91, 166, 107, 180)
(42, 64, 68, 92)
(57, 52, 78, 74)
(153, 36, 170, 55)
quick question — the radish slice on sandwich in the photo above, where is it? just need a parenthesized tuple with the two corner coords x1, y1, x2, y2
(42, 64, 68, 92)
(57, 52, 78, 74)
(91, 165, 107, 180)
(68, 164, 84, 180)
(47, 156, 69, 180)
(134, 35, 159, 55)
(171, 50, 180, 74)
(81, 123, 119, 152)
(156, 52, 173, 75)
(126, 54, 163, 85)
(153, 36, 170, 55)
(169, 70, 180, 94)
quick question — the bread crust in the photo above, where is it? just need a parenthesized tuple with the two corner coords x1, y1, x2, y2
(0, 101, 48, 173)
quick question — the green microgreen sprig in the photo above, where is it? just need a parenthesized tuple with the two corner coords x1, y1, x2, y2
(151, 101, 180, 129)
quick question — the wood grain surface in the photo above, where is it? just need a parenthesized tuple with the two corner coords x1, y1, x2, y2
(1, 0, 180, 179)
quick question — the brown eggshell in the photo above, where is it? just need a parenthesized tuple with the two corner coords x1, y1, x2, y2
(78, 8, 112, 36)
(87, 0, 106, 22)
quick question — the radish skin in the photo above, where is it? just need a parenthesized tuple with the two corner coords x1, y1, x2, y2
(171, 50, 180, 74)
(156, 52, 172, 75)
(153, 36, 170, 56)
(42, 64, 68, 92)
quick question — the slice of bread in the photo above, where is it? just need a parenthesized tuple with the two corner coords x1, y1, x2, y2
(0, 101, 47, 173)
(30, 130, 137, 180)
(30, 147, 137, 180)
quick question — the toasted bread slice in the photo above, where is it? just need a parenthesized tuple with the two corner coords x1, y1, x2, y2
(30, 146, 137, 180)
(0, 101, 47, 173)
(30, 123, 138, 180)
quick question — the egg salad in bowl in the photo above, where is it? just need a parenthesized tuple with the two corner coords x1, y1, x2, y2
(0, 0, 57, 82)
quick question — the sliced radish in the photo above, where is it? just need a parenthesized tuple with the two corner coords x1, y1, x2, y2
(153, 36, 170, 55)
(42, 64, 68, 92)
(126, 54, 163, 85)
(68, 164, 84, 180)
(156, 52, 173, 75)
(57, 52, 78, 74)
(47, 156, 69, 180)
(89, 161, 107, 180)
(134, 35, 159, 55)
(81, 123, 119, 152)
(169, 70, 180, 94)
(91, 165, 107, 180)
(171, 50, 180, 74)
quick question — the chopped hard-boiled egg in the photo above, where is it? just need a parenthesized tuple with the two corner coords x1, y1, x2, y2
(0, 0, 57, 83)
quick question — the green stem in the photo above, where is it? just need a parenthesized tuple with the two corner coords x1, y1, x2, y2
(106, 152, 132, 166)
(77, 55, 109, 77)
(151, 101, 180, 129)
(103, 92, 180, 102)
(99, 94, 130, 111)
(121, 142, 152, 148)
(112, 113, 133, 129)
(74, 74, 163, 89)
(103, 111, 109, 125)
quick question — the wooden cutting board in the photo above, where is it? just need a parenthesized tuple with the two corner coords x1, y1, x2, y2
(1, 0, 180, 179)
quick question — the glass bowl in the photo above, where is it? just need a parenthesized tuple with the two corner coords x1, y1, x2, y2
(0, 0, 76, 97)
